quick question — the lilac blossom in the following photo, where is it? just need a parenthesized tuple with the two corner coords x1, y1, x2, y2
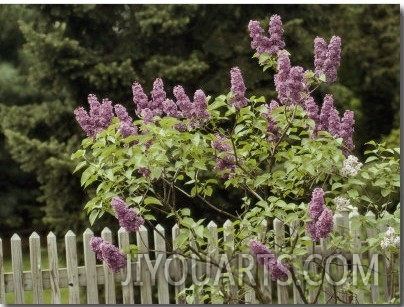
(315, 208, 334, 239)
(141, 108, 154, 124)
(190, 89, 210, 127)
(150, 78, 165, 116)
(214, 155, 236, 178)
(248, 14, 285, 56)
(111, 197, 144, 233)
(314, 36, 341, 83)
(90, 236, 104, 260)
(340, 155, 363, 177)
(249, 240, 289, 281)
(162, 98, 180, 117)
(318, 94, 355, 155)
(248, 20, 271, 55)
(314, 37, 327, 78)
(261, 104, 280, 142)
(138, 167, 151, 179)
(274, 51, 308, 105)
(132, 82, 149, 116)
(248, 240, 275, 265)
(211, 134, 232, 152)
(114, 104, 138, 137)
(268, 14, 286, 52)
(308, 188, 325, 220)
(269, 259, 289, 282)
(303, 97, 320, 124)
(173, 85, 192, 118)
(380, 227, 400, 250)
(306, 188, 333, 241)
(74, 94, 115, 138)
(339, 110, 355, 154)
(228, 67, 248, 109)
(90, 236, 127, 273)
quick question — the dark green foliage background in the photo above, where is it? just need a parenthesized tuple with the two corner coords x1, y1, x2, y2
(0, 4, 399, 237)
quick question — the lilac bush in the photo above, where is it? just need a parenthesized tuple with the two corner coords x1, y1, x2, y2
(72, 13, 400, 304)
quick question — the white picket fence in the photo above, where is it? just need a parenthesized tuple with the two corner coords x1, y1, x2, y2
(0, 208, 399, 304)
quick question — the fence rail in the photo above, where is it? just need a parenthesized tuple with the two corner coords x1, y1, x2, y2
(0, 208, 400, 304)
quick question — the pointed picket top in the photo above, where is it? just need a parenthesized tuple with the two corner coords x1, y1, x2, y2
(83, 228, 94, 236)
(172, 223, 180, 236)
(118, 227, 127, 235)
(207, 220, 217, 228)
(29, 232, 40, 239)
(138, 224, 147, 232)
(155, 223, 165, 233)
(65, 230, 76, 238)
(101, 227, 112, 235)
(365, 210, 376, 219)
(223, 219, 232, 228)
(349, 206, 359, 218)
(47, 231, 56, 239)
(11, 233, 21, 241)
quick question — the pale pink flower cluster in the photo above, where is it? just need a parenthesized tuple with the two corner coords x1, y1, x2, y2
(380, 227, 400, 250)
(340, 155, 363, 177)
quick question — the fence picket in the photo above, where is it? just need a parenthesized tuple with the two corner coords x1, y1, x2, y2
(47, 232, 61, 304)
(65, 230, 80, 304)
(154, 224, 170, 304)
(101, 227, 116, 304)
(290, 220, 302, 304)
(274, 218, 288, 304)
(349, 207, 364, 304)
(0, 213, 399, 304)
(223, 219, 238, 304)
(83, 228, 99, 304)
(172, 224, 186, 304)
(118, 227, 134, 304)
(137, 225, 153, 304)
(364, 211, 379, 303)
(207, 221, 222, 304)
(29, 232, 43, 304)
(333, 210, 349, 303)
(11, 234, 24, 304)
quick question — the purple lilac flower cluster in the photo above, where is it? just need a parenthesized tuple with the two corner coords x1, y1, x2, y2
(248, 15, 285, 56)
(132, 79, 210, 128)
(74, 94, 114, 138)
(211, 134, 236, 178)
(74, 94, 138, 139)
(261, 100, 281, 142)
(228, 67, 249, 109)
(274, 51, 309, 105)
(306, 188, 333, 242)
(90, 236, 126, 273)
(314, 36, 341, 83)
(114, 104, 138, 137)
(317, 95, 355, 155)
(249, 240, 289, 281)
(111, 197, 144, 232)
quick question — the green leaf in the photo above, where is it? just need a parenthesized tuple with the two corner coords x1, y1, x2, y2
(365, 156, 378, 163)
(89, 210, 99, 226)
(71, 149, 85, 160)
(144, 196, 162, 206)
(81, 166, 96, 187)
